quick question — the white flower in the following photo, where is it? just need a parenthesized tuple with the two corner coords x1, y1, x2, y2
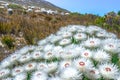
(48, 76, 62, 80)
(70, 49, 80, 58)
(59, 60, 72, 70)
(74, 58, 94, 72)
(103, 38, 118, 43)
(37, 62, 48, 72)
(62, 32, 73, 38)
(93, 50, 111, 62)
(96, 31, 107, 38)
(99, 63, 119, 79)
(18, 54, 32, 63)
(43, 44, 54, 52)
(31, 71, 48, 80)
(59, 38, 71, 46)
(18, 46, 32, 55)
(77, 25, 86, 33)
(0, 58, 11, 69)
(86, 26, 96, 35)
(87, 26, 102, 35)
(115, 72, 120, 80)
(107, 32, 117, 38)
(64, 44, 77, 49)
(38, 39, 48, 46)
(61, 49, 75, 59)
(74, 33, 87, 41)
(116, 75, 120, 80)
(93, 26, 103, 32)
(80, 49, 93, 59)
(1, 77, 13, 80)
(44, 50, 55, 60)
(69, 25, 81, 29)
(14, 73, 27, 80)
(103, 42, 119, 53)
(46, 34, 55, 41)
(60, 67, 82, 80)
(28, 45, 36, 51)
(57, 28, 68, 35)
(84, 38, 101, 48)
(86, 68, 101, 79)
(1, 25, 120, 80)
(32, 51, 43, 60)
(56, 47, 65, 56)
(0, 68, 10, 78)
(50, 35, 62, 43)
(24, 62, 36, 72)
(67, 26, 77, 33)
(12, 66, 24, 76)
(53, 46, 63, 52)
(9, 53, 21, 63)
(73, 45, 85, 57)
(46, 62, 58, 73)
(53, 46, 63, 59)
(35, 46, 44, 51)
(64, 45, 82, 58)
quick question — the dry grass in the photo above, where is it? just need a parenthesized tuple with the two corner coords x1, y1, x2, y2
(0, 9, 120, 61)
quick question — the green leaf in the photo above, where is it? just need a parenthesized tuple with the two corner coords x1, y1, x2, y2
(111, 53, 119, 64)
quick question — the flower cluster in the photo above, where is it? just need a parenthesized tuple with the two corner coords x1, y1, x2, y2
(0, 25, 120, 80)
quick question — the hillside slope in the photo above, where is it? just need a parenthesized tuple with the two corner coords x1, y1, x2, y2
(1, 0, 69, 12)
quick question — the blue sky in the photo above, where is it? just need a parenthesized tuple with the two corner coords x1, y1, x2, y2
(46, 0, 120, 16)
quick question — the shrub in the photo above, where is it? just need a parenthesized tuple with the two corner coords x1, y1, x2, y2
(1, 35, 15, 49)
(0, 22, 12, 34)
(8, 4, 23, 9)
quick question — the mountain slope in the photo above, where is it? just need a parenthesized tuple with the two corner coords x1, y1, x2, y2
(2, 0, 69, 12)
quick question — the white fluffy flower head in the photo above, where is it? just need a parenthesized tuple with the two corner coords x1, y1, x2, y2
(0, 69, 10, 78)
(12, 66, 24, 76)
(18, 54, 32, 63)
(59, 60, 72, 70)
(31, 71, 48, 80)
(99, 63, 119, 79)
(74, 58, 94, 72)
(46, 62, 58, 73)
(81, 49, 93, 59)
(60, 67, 82, 80)
(32, 51, 43, 59)
(93, 50, 111, 62)
(44, 51, 55, 60)
(84, 38, 101, 48)
(59, 38, 71, 46)
(74, 33, 87, 41)
(86, 68, 101, 79)
(25, 62, 36, 72)
(14, 73, 27, 80)
(37, 62, 47, 72)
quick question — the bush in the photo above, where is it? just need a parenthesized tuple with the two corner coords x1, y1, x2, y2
(2, 35, 15, 49)
(0, 22, 12, 34)
(70, 12, 82, 16)
(23, 29, 37, 45)
(118, 11, 120, 16)
(8, 4, 23, 9)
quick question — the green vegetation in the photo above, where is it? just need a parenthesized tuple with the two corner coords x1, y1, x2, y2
(118, 11, 120, 16)
(0, 11, 120, 44)
(8, 4, 23, 9)
(95, 11, 120, 34)
(0, 10, 120, 45)
(0, 8, 120, 62)
(1, 35, 15, 49)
